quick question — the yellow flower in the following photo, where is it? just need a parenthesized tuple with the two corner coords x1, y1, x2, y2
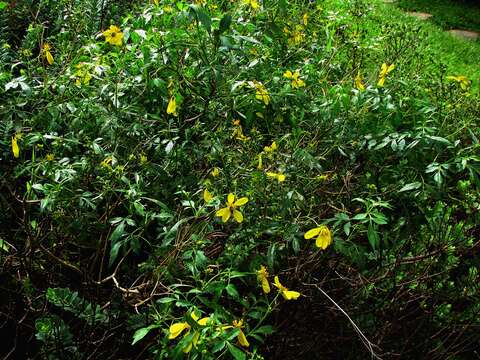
(232, 320, 250, 347)
(46, 153, 55, 161)
(284, 25, 305, 46)
(140, 153, 148, 164)
(273, 276, 301, 300)
(167, 97, 178, 116)
(243, 0, 260, 10)
(355, 71, 365, 91)
(194, 0, 207, 5)
(101, 156, 113, 168)
(103, 25, 123, 46)
(257, 265, 271, 294)
(266, 171, 286, 183)
(232, 124, 250, 141)
(216, 193, 248, 223)
(377, 63, 394, 87)
(283, 70, 306, 88)
(252, 81, 270, 105)
(303, 13, 308, 26)
(263, 141, 277, 153)
(257, 154, 263, 170)
(447, 75, 470, 91)
(203, 189, 214, 203)
(75, 63, 92, 86)
(11, 134, 20, 158)
(42, 43, 54, 65)
(168, 312, 209, 353)
(211, 167, 220, 177)
(304, 225, 332, 250)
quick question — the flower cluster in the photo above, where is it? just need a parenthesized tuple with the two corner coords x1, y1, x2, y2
(256, 265, 301, 300)
(283, 69, 306, 89)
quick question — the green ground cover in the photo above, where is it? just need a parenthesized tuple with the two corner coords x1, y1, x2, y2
(396, 0, 480, 32)
(1, 0, 479, 359)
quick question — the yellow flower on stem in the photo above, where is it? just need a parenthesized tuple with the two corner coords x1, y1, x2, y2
(216, 193, 248, 223)
(232, 319, 250, 347)
(167, 97, 178, 116)
(42, 43, 54, 65)
(377, 63, 394, 87)
(168, 312, 209, 353)
(252, 81, 270, 105)
(211, 167, 220, 177)
(203, 189, 214, 203)
(273, 276, 301, 300)
(103, 25, 123, 46)
(447, 75, 470, 91)
(304, 225, 332, 250)
(257, 265, 271, 294)
(266, 171, 286, 183)
(243, 0, 260, 10)
(303, 13, 308, 26)
(355, 71, 365, 91)
(283, 70, 306, 89)
(11, 134, 20, 158)
(263, 141, 277, 153)
(46, 153, 55, 161)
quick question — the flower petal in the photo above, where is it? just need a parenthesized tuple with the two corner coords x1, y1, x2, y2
(168, 322, 189, 339)
(216, 207, 231, 222)
(233, 197, 248, 206)
(261, 278, 271, 294)
(284, 290, 301, 300)
(227, 193, 235, 205)
(197, 317, 209, 326)
(273, 275, 282, 290)
(233, 210, 244, 223)
(238, 329, 250, 347)
(304, 227, 321, 239)
(203, 189, 214, 203)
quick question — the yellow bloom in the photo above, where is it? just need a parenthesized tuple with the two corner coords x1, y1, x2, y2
(303, 13, 308, 26)
(304, 225, 332, 250)
(355, 71, 365, 91)
(11, 135, 20, 158)
(447, 75, 470, 91)
(284, 25, 305, 46)
(46, 153, 55, 161)
(42, 43, 54, 65)
(263, 141, 277, 153)
(266, 171, 286, 183)
(101, 156, 113, 168)
(103, 25, 123, 46)
(257, 154, 263, 170)
(75, 63, 92, 86)
(257, 265, 271, 294)
(203, 189, 214, 203)
(167, 97, 178, 116)
(283, 70, 305, 88)
(243, 0, 260, 10)
(168, 312, 209, 353)
(377, 63, 394, 87)
(194, 0, 207, 5)
(211, 167, 220, 177)
(216, 193, 248, 223)
(232, 320, 250, 347)
(232, 124, 250, 141)
(140, 153, 148, 164)
(252, 81, 270, 105)
(273, 276, 301, 300)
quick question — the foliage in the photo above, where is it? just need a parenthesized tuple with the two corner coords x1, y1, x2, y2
(1, 0, 480, 359)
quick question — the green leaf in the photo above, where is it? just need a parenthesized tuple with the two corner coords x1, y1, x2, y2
(0, 2, 8, 10)
(196, 8, 211, 34)
(225, 284, 239, 299)
(132, 324, 158, 345)
(399, 182, 422, 192)
(227, 343, 246, 360)
(367, 223, 379, 250)
(219, 14, 232, 34)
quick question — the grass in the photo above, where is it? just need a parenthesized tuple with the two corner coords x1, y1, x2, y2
(396, 0, 480, 32)
(380, 0, 480, 91)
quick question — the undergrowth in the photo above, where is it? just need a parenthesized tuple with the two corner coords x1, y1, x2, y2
(1, 0, 479, 359)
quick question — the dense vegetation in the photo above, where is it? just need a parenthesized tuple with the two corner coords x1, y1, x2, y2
(1, 0, 479, 359)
